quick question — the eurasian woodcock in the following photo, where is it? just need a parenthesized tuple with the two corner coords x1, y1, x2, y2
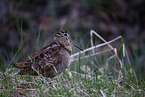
(14, 31, 83, 78)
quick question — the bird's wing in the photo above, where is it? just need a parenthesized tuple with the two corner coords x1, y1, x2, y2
(14, 42, 63, 76)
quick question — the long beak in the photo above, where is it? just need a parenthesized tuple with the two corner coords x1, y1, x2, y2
(70, 40, 83, 51)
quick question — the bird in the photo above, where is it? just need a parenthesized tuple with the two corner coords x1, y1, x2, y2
(14, 31, 83, 78)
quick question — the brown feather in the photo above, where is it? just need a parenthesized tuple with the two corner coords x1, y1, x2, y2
(14, 31, 82, 78)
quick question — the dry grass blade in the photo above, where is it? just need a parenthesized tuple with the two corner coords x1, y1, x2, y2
(70, 30, 138, 84)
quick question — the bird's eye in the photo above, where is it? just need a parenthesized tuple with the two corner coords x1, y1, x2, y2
(64, 33, 67, 36)
(58, 32, 61, 35)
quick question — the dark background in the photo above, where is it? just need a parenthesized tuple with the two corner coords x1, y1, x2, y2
(0, 0, 145, 75)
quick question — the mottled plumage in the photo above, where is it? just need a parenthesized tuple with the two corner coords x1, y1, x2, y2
(14, 31, 83, 78)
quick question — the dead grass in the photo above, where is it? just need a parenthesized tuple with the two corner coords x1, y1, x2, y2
(0, 30, 144, 96)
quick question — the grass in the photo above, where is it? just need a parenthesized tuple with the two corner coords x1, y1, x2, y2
(0, 30, 144, 96)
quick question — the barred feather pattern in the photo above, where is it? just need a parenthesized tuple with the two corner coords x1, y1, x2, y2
(14, 31, 82, 78)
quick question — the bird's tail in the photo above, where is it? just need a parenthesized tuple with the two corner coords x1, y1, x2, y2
(13, 62, 37, 75)
(13, 62, 31, 70)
